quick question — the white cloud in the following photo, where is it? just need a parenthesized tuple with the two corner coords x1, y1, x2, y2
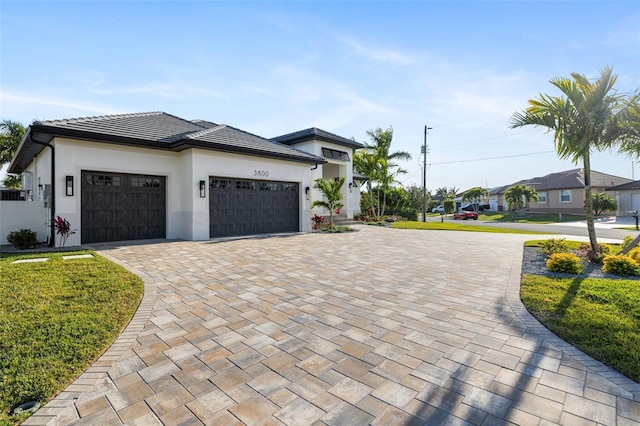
(88, 83, 228, 100)
(337, 35, 415, 67)
(0, 90, 125, 122)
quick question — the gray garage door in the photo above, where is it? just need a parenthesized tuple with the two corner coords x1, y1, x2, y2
(209, 177, 299, 237)
(81, 171, 166, 243)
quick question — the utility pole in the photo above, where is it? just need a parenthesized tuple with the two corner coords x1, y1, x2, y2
(422, 125, 432, 222)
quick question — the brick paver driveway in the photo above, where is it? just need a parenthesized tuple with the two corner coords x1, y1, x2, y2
(26, 226, 640, 425)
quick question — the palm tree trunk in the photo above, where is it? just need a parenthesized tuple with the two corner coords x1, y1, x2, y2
(583, 153, 599, 254)
(620, 234, 640, 255)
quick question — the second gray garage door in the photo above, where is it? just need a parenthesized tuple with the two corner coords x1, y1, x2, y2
(209, 177, 299, 237)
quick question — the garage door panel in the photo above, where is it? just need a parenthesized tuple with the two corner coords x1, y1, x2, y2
(209, 177, 299, 238)
(82, 171, 166, 244)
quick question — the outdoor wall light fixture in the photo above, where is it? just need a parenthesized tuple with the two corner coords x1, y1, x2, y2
(305, 186, 310, 200)
(199, 180, 206, 198)
(65, 175, 74, 196)
(348, 182, 353, 193)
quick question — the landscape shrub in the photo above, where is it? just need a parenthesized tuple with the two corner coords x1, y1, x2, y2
(385, 206, 417, 221)
(621, 235, 635, 250)
(602, 255, 640, 277)
(573, 243, 610, 264)
(546, 253, 584, 274)
(7, 229, 39, 250)
(539, 238, 570, 258)
(628, 247, 640, 264)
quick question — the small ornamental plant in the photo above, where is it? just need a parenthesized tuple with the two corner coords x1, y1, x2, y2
(53, 216, 76, 248)
(538, 238, 569, 258)
(546, 253, 584, 274)
(311, 214, 325, 230)
(7, 229, 38, 250)
(573, 243, 610, 265)
(627, 247, 640, 264)
(602, 255, 640, 277)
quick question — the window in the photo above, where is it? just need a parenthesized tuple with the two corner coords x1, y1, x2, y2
(86, 174, 121, 186)
(282, 183, 297, 192)
(210, 179, 232, 189)
(322, 148, 350, 161)
(259, 182, 279, 191)
(236, 180, 255, 190)
(131, 177, 160, 187)
(538, 191, 547, 203)
(560, 190, 572, 203)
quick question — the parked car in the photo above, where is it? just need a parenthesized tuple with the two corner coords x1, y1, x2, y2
(454, 211, 478, 220)
(431, 205, 445, 213)
(462, 203, 490, 212)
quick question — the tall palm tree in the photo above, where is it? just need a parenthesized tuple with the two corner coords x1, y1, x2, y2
(0, 119, 26, 165)
(361, 127, 411, 216)
(312, 177, 345, 228)
(510, 67, 640, 254)
(353, 150, 381, 215)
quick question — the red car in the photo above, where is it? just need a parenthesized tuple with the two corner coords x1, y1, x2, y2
(454, 211, 478, 220)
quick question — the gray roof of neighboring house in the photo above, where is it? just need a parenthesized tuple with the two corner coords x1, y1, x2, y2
(272, 127, 364, 150)
(605, 180, 640, 191)
(489, 169, 632, 195)
(9, 112, 325, 173)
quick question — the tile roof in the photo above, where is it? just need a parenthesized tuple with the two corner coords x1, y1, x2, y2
(9, 112, 325, 173)
(490, 169, 632, 194)
(605, 180, 640, 191)
(272, 127, 364, 149)
(35, 112, 204, 143)
(182, 124, 324, 162)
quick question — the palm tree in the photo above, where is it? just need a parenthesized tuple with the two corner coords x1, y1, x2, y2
(312, 177, 345, 228)
(504, 184, 539, 212)
(360, 127, 412, 217)
(510, 67, 640, 255)
(0, 119, 26, 165)
(353, 150, 381, 215)
(435, 186, 458, 200)
(462, 187, 489, 211)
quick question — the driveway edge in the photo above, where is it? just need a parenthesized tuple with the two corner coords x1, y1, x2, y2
(22, 251, 158, 425)
(504, 241, 640, 401)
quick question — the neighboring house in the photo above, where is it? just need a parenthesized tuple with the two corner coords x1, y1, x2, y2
(3, 112, 362, 246)
(606, 180, 640, 215)
(489, 168, 632, 214)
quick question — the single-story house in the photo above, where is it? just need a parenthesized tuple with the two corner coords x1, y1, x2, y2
(488, 168, 632, 214)
(3, 112, 363, 247)
(606, 180, 640, 214)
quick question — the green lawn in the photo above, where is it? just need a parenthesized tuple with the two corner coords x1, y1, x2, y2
(479, 212, 586, 223)
(521, 274, 640, 383)
(391, 221, 548, 234)
(0, 251, 143, 425)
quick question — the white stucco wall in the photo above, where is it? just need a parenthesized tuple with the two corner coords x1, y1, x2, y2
(304, 141, 357, 219)
(0, 200, 50, 246)
(33, 137, 314, 245)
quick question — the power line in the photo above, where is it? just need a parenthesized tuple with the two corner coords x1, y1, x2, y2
(429, 150, 556, 165)
(432, 128, 540, 151)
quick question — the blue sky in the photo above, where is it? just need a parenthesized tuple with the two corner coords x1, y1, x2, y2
(1, 1, 639, 192)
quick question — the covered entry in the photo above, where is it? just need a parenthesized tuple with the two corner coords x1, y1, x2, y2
(209, 177, 299, 237)
(81, 171, 166, 243)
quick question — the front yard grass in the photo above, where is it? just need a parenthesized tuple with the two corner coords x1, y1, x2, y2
(480, 212, 585, 223)
(0, 251, 143, 425)
(521, 274, 640, 383)
(391, 221, 547, 234)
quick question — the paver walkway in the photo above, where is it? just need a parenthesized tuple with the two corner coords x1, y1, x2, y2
(25, 226, 640, 425)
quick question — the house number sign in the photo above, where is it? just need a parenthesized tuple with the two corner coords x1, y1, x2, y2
(254, 170, 269, 177)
